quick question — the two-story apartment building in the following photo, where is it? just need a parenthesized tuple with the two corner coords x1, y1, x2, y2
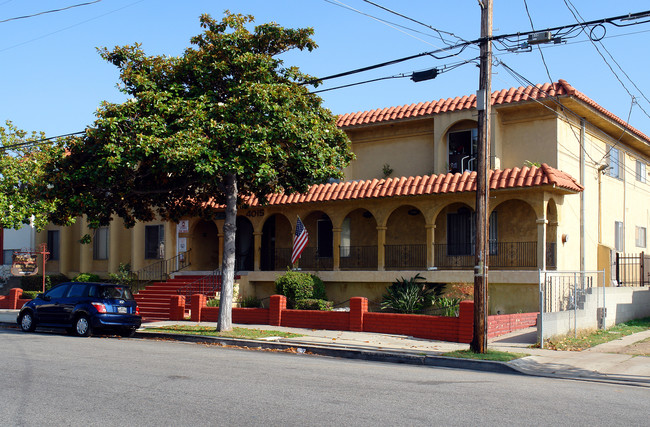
(38, 80, 650, 314)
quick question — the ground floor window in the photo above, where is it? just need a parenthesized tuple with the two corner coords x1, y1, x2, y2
(93, 227, 109, 260)
(47, 230, 60, 261)
(636, 226, 646, 248)
(145, 225, 165, 259)
(317, 218, 333, 258)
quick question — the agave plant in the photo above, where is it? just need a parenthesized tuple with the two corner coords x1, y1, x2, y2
(381, 274, 445, 314)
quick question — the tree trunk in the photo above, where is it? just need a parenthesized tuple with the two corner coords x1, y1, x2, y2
(217, 173, 237, 331)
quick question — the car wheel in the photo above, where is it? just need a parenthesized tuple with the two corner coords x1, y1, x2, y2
(119, 328, 136, 338)
(74, 315, 92, 337)
(19, 312, 36, 332)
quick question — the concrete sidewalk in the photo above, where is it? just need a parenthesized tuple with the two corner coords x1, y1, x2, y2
(2, 308, 649, 386)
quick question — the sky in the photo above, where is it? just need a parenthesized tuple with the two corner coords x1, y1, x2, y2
(1, 0, 650, 139)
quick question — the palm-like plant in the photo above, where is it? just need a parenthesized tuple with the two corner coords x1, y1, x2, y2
(381, 274, 445, 314)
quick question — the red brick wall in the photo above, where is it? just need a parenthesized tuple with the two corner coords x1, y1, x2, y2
(281, 309, 349, 330)
(487, 312, 538, 339)
(232, 308, 269, 324)
(0, 288, 30, 309)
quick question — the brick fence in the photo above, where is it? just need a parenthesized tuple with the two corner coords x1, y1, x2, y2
(170, 294, 538, 344)
(0, 288, 31, 310)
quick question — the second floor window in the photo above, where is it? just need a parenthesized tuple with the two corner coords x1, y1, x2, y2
(636, 160, 647, 183)
(145, 225, 165, 259)
(636, 226, 647, 248)
(605, 147, 621, 179)
(448, 128, 478, 174)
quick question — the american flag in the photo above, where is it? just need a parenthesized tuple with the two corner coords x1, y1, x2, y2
(291, 216, 309, 264)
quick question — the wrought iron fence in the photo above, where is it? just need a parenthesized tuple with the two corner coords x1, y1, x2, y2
(616, 252, 649, 286)
(434, 242, 537, 269)
(297, 247, 333, 271)
(177, 269, 222, 301)
(132, 250, 191, 290)
(384, 244, 426, 269)
(339, 246, 378, 270)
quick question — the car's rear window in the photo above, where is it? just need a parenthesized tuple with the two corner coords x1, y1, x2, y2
(96, 286, 134, 300)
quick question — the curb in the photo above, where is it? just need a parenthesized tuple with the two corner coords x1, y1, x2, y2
(133, 330, 524, 375)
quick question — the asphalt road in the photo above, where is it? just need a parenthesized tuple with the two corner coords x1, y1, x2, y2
(1, 328, 648, 426)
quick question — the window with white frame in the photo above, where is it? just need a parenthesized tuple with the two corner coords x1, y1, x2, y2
(636, 226, 647, 248)
(636, 160, 647, 183)
(615, 221, 624, 252)
(93, 227, 109, 260)
(47, 230, 60, 261)
(605, 147, 621, 179)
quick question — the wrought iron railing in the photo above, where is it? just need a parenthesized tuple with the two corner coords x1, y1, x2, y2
(177, 269, 222, 301)
(434, 242, 537, 269)
(339, 246, 378, 270)
(297, 247, 333, 271)
(384, 244, 426, 269)
(131, 250, 191, 291)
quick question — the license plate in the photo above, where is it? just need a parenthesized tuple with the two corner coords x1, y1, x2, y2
(117, 306, 127, 314)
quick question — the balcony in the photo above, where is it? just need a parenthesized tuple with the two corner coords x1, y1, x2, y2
(261, 241, 551, 271)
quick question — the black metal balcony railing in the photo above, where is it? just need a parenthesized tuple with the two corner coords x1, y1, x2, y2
(384, 244, 426, 270)
(260, 242, 550, 271)
(340, 246, 378, 270)
(434, 242, 537, 269)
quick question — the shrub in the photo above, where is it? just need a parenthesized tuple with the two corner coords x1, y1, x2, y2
(240, 296, 262, 308)
(295, 299, 333, 311)
(311, 275, 327, 301)
(108, 263, 135, 287)
(275, 270, 315, 308)
(74, 273, 101, 282)
(206, 298, 220, 307)
(20, 274, 69, 292)
(433, 297, 462, 317)
(20, 291, 38, 300)
(381, 274, 445, 314)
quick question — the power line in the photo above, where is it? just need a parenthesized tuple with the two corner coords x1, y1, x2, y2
(0, 0, 101, 24)
(0, 131, 84, 152)
(360, 0, 472, 46)
(522, 0, 554, 85)
(563, 0, 650, 119)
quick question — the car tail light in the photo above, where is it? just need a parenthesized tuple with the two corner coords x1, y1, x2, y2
(135, 306, 140, 315)
(91, 302, 107, 313)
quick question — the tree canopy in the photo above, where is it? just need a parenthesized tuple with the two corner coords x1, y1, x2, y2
(0, 121, 58, 231)
(42, 12, 354, 330)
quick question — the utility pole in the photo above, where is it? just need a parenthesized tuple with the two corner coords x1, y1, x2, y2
(471, 0, 492, 354)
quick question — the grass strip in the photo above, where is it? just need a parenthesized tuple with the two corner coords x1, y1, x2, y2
(144, 325, 303, 339)
(442, 349, 528, 362)
(544, 317, 650, 351)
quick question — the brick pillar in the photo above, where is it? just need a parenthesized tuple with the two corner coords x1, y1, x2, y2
(349, 297, 367, 332)
(457, 301, 474, 343)
(191, 294, 206, 322)
(169, 295, 186, 321)
(9, 288, 22, 309)
(269, 294, 286, 326)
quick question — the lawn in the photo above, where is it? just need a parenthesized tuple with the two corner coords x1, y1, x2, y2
(144, 325, 303, 339)
(544, 317, 650, 351)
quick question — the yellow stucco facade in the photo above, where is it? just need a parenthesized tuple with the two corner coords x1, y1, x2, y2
(37, 88, 650, 314)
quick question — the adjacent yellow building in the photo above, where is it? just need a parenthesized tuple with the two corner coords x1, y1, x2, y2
(39, 80, 650, 313)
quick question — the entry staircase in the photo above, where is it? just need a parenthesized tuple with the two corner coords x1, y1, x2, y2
(134, 275, 209, 320)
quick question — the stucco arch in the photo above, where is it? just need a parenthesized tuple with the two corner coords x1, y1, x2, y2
(491, 198, 537, 243)
(434, 202, 474, 246)
(191, 219, 220, 271)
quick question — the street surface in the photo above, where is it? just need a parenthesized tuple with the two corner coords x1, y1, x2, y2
(1, 328, 648, 426)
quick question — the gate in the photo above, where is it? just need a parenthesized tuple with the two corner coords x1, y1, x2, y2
(615, 252, 650, 287)
(538, 270, 605, 347)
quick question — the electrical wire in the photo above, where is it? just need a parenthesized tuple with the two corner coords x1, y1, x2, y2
(523, 0, 554, 85)
(0, 0, 101, 24)
(360, 0, 472, 47)
(0, 131, 83, 152)
(563, 0, 650, 120)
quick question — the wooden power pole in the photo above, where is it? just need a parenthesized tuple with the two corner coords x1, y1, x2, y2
(471, 0, 492, 353)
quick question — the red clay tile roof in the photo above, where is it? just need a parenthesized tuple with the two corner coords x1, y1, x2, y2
(243, 163, 582, 207)
(336, 79, 650, 144)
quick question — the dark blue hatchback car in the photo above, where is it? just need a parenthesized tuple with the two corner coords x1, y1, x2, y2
(17, 282, 141, 337)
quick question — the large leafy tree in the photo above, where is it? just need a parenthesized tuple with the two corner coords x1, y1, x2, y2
(42, 12, 353, 331)
(0, 121, 59, 231)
